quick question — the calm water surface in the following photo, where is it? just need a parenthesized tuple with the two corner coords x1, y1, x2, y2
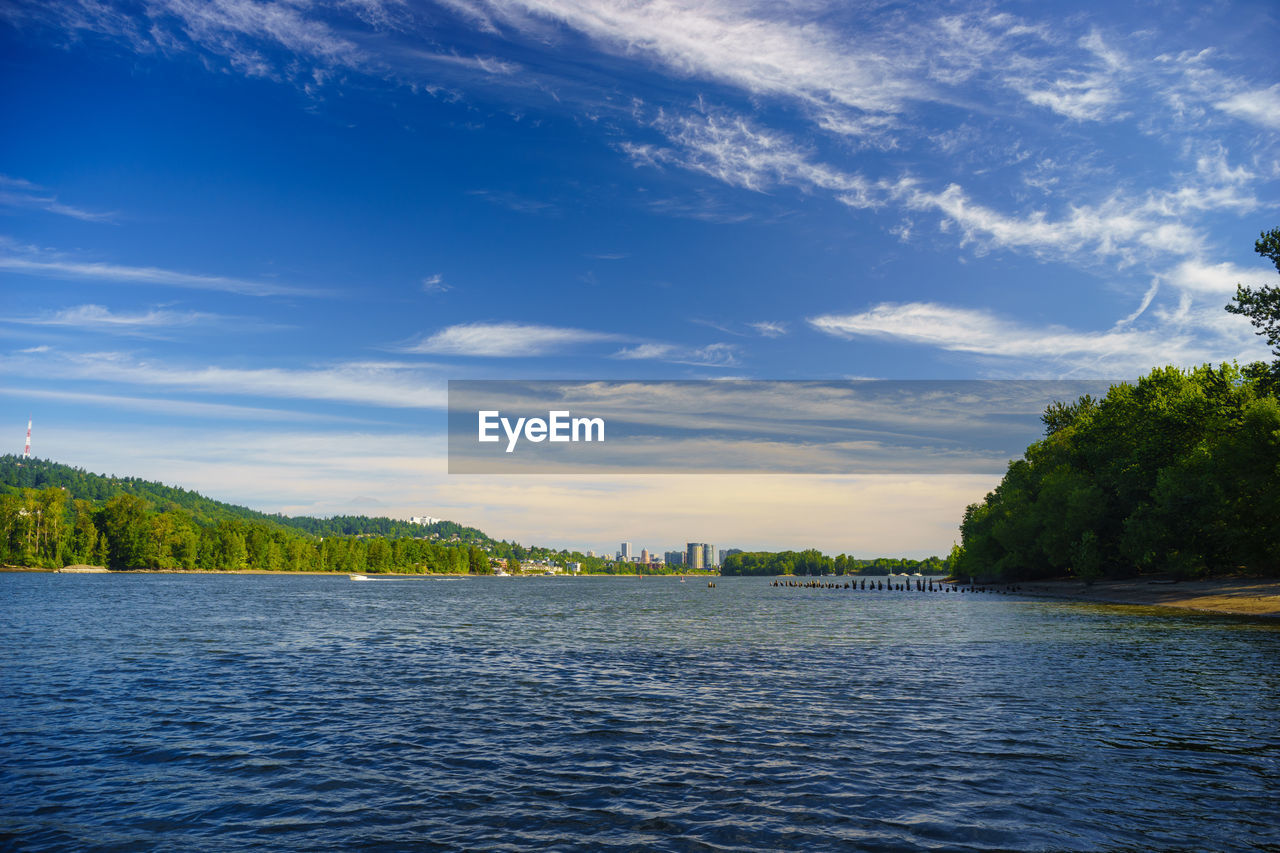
(2, 574, 1277, 851)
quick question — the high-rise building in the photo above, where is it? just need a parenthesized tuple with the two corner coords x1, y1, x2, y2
(703, 543, 716, 568)
(621, 542, 632, 561)
(665, 550, 684, 566)
(686, 542, 704, 570)
(640, 548, 650, 563)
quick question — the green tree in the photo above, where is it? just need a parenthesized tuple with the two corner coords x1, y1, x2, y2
(98, 494, 152, 569)
(70, 499, 100, 564)
(1226, 226, 1280, 369)
(367, 537, 392, 573)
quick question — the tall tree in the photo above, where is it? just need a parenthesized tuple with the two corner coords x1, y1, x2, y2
(1226, 226, 1280, 365)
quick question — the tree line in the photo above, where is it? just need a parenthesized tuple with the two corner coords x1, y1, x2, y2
(0, 457, 492, 543)
(721, 549, 948, 577)
(0, 457, 503, 573)
(0, 486, 494, 573)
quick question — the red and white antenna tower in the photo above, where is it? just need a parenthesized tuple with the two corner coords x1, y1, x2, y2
(23, 418, 31, 459)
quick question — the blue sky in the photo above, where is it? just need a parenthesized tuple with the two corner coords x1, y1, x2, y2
(2, 0, 1277, 557)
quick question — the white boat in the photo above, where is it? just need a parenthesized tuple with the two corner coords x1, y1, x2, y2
(350, 574, 371, 581)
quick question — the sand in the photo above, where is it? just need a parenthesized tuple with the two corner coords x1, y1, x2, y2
(1013, 577, 1280, 618)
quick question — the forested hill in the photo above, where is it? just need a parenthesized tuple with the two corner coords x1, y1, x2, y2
(0, 455, 491, 543)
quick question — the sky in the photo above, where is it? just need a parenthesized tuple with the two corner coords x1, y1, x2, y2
(1, 0, 1277, 558)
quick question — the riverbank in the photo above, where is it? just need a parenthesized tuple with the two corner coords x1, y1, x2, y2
(1, 566, 473, 577)
(1014, 577, 1280, 618)
(2, 566, 675, 578)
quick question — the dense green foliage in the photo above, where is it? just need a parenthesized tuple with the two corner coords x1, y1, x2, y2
(0, 456, 492, 573)
(952, 364, 1280, 582)
(721, 549, 948, 576)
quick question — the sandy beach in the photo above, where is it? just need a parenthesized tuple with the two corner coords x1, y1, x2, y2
(1014, 577, 1280, 618)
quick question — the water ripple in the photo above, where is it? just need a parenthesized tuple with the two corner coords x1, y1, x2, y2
(2, 574, 1278, 851)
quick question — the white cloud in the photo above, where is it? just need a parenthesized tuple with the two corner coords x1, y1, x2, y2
(404, 321, 622, 356)
(808, 301, 1229, 373)
(1009, 30, 1129, 122)
(611, 341, 738, 367)
(626, 109, 870, 198)
(0, 177, 116, 222)
(631, 103, 1256, 275)
(421, 273, 451, 293)
(149, 0, 366, 79)
(2, 349, 448, 409)
(749, 321, 787, 338)
(1163, 259, 1279, 296)
(4, 304, 232, 333)
(449, 0, 924, 118)
(0, 385, 370, 423)
(1214, 84, 1280, 130)
(886, 179, 1217, 266)
(0, 249, 319, 297)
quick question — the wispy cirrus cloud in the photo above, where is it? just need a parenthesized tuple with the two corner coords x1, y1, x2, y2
(1, 304, 281, 336)
(3, 0, 514, 88)
(404, 321, 623, 356)
(749, 321, 787, 338)
(466, 189, 557, 215)
(1214, 84, 1280, 131)
(628, 105, 1254, 271)
(1006, 29, 1130, 122)
(0, 385, 371, 423)
(809, 301, 1266, 374)
(2, 348, 448, 409)
(421, 273, 451, 293)
(611, 341, 738, 367)
(0, 175, 117, 222)
(442, 0, 925, 121)
(1162, 259, 1279, 296)
(0, 242, 322, 297)
(624, 108, 872, 198)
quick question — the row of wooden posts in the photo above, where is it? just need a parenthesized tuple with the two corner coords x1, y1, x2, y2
(770, 578, 1022, 593)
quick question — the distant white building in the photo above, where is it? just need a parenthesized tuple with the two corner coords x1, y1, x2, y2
(410, 516, 441, 526)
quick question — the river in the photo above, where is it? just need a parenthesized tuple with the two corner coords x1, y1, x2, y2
(2, 573, 1276, 851)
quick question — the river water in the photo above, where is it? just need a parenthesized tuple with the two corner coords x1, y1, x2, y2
(2, 573, 1277, 851)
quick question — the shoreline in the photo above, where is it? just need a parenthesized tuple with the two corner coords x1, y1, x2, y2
(8, 567, 1279, 616)
(0, 566, 707, 579)
(1011, 577, 1280, 619)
